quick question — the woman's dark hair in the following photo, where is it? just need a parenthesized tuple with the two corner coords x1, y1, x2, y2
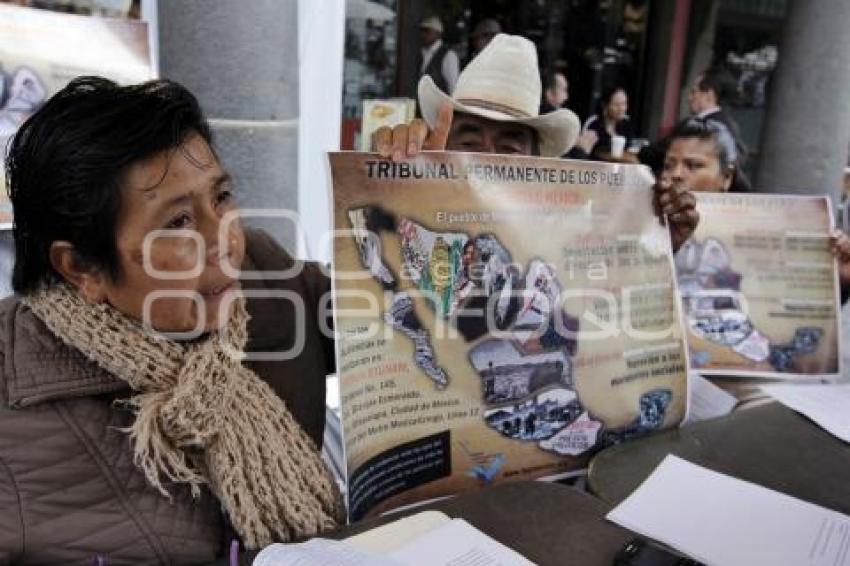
(669, 118, 732, 173)
(5, 76, 212, 294)
(542, 70, 564, 94)
(600, 86, 627, 107)
(596, 86, 627, 119)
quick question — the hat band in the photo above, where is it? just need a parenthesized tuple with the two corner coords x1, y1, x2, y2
(456, 98, 533, 119)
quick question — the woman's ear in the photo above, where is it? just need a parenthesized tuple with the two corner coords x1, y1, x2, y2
(721, 166, 734, 192)
(48, 241, 108, 303)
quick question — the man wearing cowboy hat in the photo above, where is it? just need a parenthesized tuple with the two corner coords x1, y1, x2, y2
(375, 34, 698, 252)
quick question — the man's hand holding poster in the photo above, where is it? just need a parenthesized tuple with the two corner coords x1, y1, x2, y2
(330, 152, 689, 520)
(676, 193, 840, 378)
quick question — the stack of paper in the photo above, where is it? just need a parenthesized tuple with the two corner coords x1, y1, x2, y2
(607, 455, 850, 566)
(761, 383, 850, 443)
(253, 511, 535, 566)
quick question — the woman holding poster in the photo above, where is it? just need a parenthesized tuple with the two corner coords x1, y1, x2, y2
(663, 121, 843, 379)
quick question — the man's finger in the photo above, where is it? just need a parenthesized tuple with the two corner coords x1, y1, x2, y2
(424, 101, 454, 150)
(391, 123, 409, 163)
(407, 119, 429, 156)
(374, 126, 393, 157)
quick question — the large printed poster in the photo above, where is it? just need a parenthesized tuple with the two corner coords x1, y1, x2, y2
(330, 152, 689, 520)
(0, 4, 154, 222)
(676, 193, 840, 378)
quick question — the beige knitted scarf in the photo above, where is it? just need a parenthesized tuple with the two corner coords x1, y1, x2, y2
(24, 284, 344, 549)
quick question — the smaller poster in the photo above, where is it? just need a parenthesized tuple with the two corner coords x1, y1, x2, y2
(360, 98, 416, 152)
(0, 4, 154, 224)
(676, 193, 840, 379)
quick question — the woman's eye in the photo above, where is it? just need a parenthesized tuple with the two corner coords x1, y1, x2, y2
(166, 212, 192, 229)
(215, 190, 233, 205)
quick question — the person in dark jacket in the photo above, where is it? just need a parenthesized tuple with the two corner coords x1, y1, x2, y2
(414, 16, 460, 96)
(540, 69, 598, 159)
(642, 67, 752, 192)
(686, 67, 747, 167)
(0, 77, 344, 564)
(582, 86, 635, 159)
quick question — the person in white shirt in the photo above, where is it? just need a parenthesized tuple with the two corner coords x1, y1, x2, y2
(417, 16, 460, 95)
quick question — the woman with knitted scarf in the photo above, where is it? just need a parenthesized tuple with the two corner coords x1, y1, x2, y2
(0, 77, 344, 563)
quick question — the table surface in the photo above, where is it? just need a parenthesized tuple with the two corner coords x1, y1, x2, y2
(225, 481, 632, 565)
(588, 402, 850, 515)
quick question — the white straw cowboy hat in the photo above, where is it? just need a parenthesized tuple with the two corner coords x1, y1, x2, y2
(418, 34, 580, 157)
(419, 16, 443, 33)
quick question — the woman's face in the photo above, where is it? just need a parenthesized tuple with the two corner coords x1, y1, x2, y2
(97, 133, 245, 334)
(662, 137, 732, 193)
(606, 90, 628, 122)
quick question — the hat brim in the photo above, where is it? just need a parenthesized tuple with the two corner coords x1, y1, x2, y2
(418, 75, 580, 158)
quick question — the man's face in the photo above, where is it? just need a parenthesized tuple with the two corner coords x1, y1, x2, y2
(447, 113, 537, 155)
(472, 33, 496, 53)
(662, 137, 731, 193)
(687, 76, 715, 114)
(420, 27, 440, 47)
(545, 73, 569, 109)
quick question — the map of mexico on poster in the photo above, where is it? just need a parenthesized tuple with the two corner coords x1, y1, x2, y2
(329, 152, 690, 520)
(676, 193, 840, 379)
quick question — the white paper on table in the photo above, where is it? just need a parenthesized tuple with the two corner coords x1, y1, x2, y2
(388, 518, 536, 566)
(682, 372, 737, 426)
(607, 455, 850, 566)
(252, 538, 401, 566)
(761, 383, 850, 443)
(345, 511, 452, 555)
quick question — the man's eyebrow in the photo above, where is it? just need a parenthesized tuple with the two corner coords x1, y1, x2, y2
(497, 127, 533, 142)
(451, 122, 485, 136)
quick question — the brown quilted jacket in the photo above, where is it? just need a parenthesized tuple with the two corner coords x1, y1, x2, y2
(0, 229, 335, 565)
